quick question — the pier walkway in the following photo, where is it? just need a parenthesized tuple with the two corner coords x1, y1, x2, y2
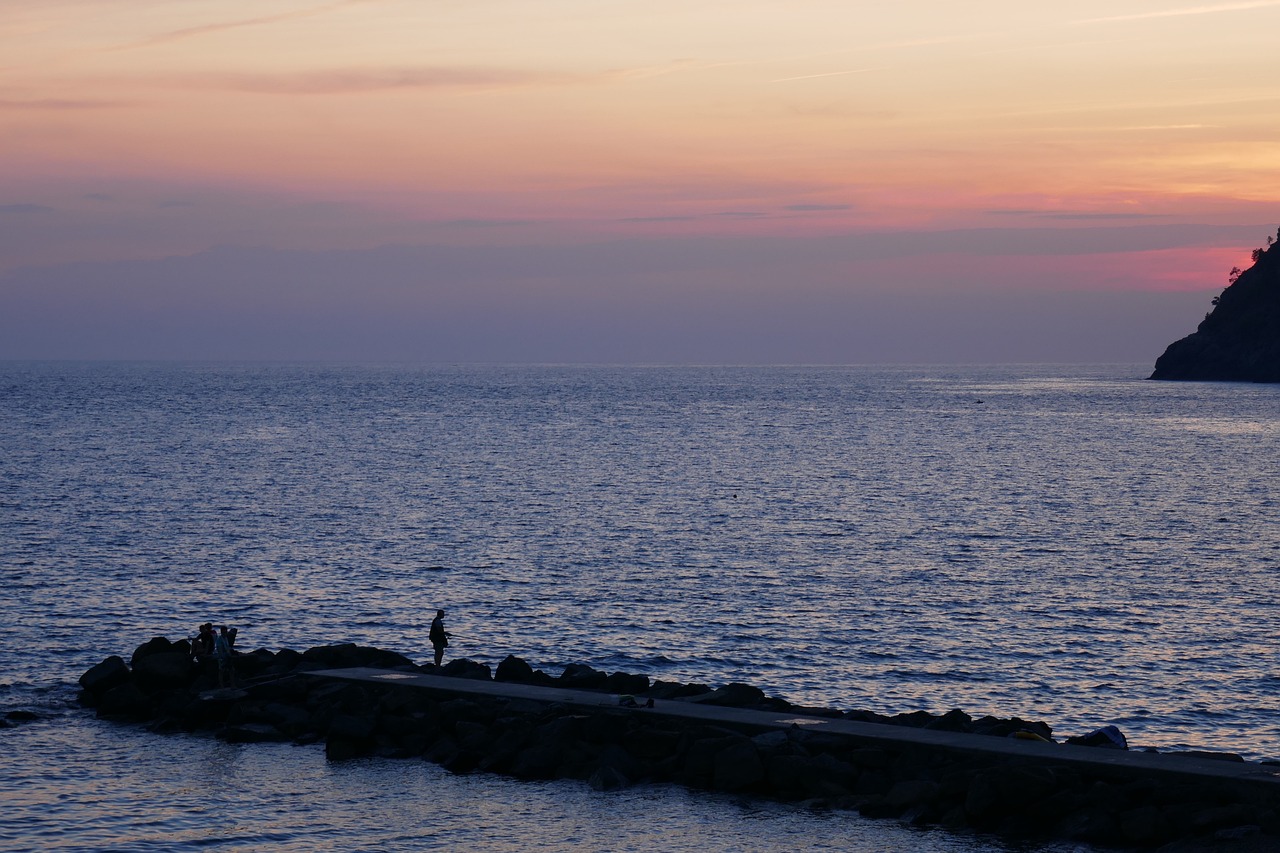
(311, 667, 1280, 792)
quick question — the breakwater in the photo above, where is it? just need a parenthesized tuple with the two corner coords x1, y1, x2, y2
(79, 638, 1280, 850)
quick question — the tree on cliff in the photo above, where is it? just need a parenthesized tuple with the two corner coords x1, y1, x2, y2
(1150, 229, 1280, 382)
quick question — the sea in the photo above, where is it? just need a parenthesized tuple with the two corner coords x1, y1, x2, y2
(1, 361, 1278, 852)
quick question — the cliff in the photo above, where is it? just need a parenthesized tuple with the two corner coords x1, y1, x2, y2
(1150, 230, 1280, 382)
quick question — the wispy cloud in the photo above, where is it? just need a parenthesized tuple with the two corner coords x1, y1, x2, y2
(1119, 124, 1217, 130)
(786, 204, 852, 211)
(1077, 0, 1280, 24)
(111, 0, 382, 52)
(167, 66, 588, 95)
(987, 209, 1167, 221)
(769, 67, 880, 83)
(0, 204, 55, 215)
(0, 97, 131, 110)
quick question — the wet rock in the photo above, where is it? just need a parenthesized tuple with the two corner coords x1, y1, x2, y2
(588, 764, 630, 791)
(96, 682, 152, 719)
(79, 655, 131, 697)
(222, 722, 288, 744)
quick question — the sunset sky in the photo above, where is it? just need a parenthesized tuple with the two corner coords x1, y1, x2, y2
(2, 0, 1278, 362)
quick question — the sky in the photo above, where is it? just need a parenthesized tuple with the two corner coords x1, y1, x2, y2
(2, 0, 1278, 363)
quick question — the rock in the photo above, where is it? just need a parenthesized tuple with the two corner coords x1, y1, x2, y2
(559, 663, 607, 689)
(96, 682, 152, 719)
(222, 722, 288, 743)
(1151, 231, 1280, 382)
(685, 683, 766, 708)
(453, 721, 490, 752)
(328, 712, 376, 742)
(924, 709, 972, 732)
(886, 779, 941, 812)
(495, 655, 535, 683)
(509, 740, 561, 779)
(233, 648, 278, 679)
(597, 743, 645, 782)
(130, 637, 177, 666)
(712, 740, 764, 791)
(1120, 805, 1168, 846)
(588, 765, 630, 791)
(325, 734, 373, 761)
(79, 655, 131, 697)
(440, 658, 492, 681)
(1066, 725, 1127, 750)
(132, 652, 194, 692)
(890, 710, 938, 728)
(602, 671, 650, 694)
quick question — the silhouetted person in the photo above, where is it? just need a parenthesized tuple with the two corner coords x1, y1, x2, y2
(191, 622, 215, 663)
(214, 625, 236, 688)
(429, 609, 450, 667)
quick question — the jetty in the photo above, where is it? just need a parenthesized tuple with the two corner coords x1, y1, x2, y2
(77, 639, 1280, 850)
(313, 666, 1280, 791)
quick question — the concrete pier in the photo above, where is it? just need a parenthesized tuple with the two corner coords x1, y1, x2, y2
(311, 667, 1280, 793)
(77, 639, 1280, 849)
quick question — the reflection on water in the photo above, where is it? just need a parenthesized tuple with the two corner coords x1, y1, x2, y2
(0, 712, 1076, 852)
(1, 362, 1278, 850)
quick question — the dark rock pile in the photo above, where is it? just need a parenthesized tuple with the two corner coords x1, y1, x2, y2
(80, 638, 1280, 850)
(1151, 229, 1280, 382)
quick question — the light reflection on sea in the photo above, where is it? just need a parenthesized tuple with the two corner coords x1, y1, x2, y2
(1, 362, 1278, 850)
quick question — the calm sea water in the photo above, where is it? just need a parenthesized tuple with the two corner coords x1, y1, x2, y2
(2, 362, 1278, 851)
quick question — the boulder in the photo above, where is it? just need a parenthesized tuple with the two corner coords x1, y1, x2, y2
(494, 655, 535, 683)
(712, 740, 764, 791)
(559, 663, 607, 689)
(886, 779, 942, 812)
(79, 655, 131, 697)
(130, 636, 177, 666)
(924, 709, 972, 733)
(685, 683, 766, 708)
(132, 652, 194, 692)
(588, 765, 630, 791)
(96, 682, 152, 719)
(222, 723, 288, 744)
(602, 671, 650, 694)
(441, 658, 492, 681)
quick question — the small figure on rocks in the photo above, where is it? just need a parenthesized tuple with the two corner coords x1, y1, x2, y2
(429, 609, 451, 667)
(190, 623, 215, 663)
(214, 625, 237, 688)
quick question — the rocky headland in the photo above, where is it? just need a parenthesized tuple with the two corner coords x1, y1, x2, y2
(1151, 229, 1280, 382)
(77, 638, 1280, 851)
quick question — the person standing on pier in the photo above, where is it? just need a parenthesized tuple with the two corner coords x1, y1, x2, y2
(214, 625, 236, 688)
(429, 609, 451, 667)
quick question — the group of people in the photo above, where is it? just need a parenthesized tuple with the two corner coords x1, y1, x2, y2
(190, 622, 239, 688)
(185, 610, 453, 687)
